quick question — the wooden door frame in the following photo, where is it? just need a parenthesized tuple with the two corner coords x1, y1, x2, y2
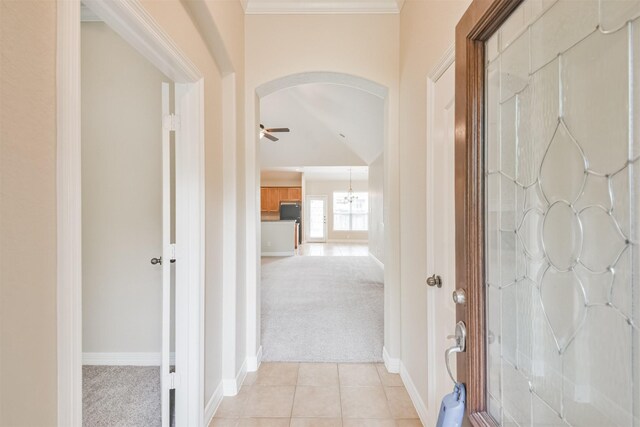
(454, 0, 523, 425)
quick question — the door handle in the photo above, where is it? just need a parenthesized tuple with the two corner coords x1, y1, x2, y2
(426, 274, 442, 288)
(151, 256, 176, 265)
(445, 321, 466, 384)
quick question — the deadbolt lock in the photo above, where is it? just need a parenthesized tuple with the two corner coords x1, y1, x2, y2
(452, 288, 467, 304)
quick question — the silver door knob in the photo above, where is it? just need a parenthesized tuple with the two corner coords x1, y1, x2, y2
(452, 288, 466, 304)
(426, 274, 442, 288)
(151, 257, 162, 265)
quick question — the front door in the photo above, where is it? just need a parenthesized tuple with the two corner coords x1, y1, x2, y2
(455, 0, 639, 425)
(306, 195, 328, 243)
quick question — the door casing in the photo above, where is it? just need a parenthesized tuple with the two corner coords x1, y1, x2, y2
(57, 1, 206, 425)
(454, 0, 524, 425)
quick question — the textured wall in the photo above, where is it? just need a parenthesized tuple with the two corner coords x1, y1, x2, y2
(0, 0, 58, 424)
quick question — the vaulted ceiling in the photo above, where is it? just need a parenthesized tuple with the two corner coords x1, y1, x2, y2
(243, 0, 404, 14)
(259, 83, 385, 169)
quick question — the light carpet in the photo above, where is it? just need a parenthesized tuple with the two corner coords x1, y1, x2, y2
(83, 365, 162, 426)
(261, 256, 384, 362)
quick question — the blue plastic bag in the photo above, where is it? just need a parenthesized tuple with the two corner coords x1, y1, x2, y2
(436, 383, 466, 427)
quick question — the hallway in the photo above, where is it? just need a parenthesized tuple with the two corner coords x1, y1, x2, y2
(210, 362, 420, 426)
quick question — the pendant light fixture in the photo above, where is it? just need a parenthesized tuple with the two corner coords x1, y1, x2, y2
(343, 168, 358, 204)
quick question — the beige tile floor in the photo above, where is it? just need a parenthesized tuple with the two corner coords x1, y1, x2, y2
(210, 363, 423, 427)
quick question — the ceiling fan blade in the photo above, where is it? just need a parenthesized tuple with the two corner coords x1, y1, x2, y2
(263, 133, 279, 142)
(265, 128, 290, 133)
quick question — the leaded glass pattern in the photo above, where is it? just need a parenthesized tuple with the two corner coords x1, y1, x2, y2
(484, 1, 640, 426)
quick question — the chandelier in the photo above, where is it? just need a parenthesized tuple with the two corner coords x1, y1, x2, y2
(343, 169, 359, 204)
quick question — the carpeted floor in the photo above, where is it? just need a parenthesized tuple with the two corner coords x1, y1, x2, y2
(261, 255, 384, 362)
(83, 365, 162, 426)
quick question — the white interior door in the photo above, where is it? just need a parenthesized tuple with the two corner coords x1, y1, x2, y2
(426, 59, 457, 426)
(161, 82, 173, 427)
(306, 195, 327, 243)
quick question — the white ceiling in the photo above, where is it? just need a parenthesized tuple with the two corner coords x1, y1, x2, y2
(243, 0, 404, 14)
(264, 166, 369, 181)
(260, 83, 384, 168)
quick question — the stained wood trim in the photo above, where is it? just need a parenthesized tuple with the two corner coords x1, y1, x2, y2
(454, 0, 524, 425)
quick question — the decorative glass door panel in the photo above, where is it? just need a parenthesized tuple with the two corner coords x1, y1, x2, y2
(484, 1, 639, 426)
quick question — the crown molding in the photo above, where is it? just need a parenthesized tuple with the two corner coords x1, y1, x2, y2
(244, 0, 403, 14)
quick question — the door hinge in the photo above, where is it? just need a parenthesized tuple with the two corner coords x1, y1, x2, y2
(168, 372, 180, 390)
(163, 113, 180, 131)
(169, 243, 176, 263)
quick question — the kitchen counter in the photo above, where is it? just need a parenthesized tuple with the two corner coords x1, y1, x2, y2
(261, 220, 298, 256)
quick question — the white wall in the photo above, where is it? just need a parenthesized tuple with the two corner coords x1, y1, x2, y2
(398, 0, 471, 418)
(304, 179, 369, 242)
(368, 154, 384, 264)
(81, 22, 170, 354)
(245, 12, 402, 364)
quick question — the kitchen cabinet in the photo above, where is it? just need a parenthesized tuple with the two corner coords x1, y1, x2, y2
(260, 186, 302, 212)
(260, 188, 269, 212)
(288, 187, 302, 201)
(278, 188, 289, 203)
(266, 188, 279, 212)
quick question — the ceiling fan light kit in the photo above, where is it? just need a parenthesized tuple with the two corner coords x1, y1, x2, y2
(260, 123, 290, 142)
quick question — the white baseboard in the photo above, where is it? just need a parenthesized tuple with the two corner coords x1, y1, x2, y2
(223, 357, 248, 396)
(262, 251, 295, 257)
(400, 362, 428, 427)
(204, 381, 224, 427)
(327, 239, 368, 243)
(369, 252, 384, 270)
(82, 352, 175, 366)
(382, 346, 400, 373)
(246, 346, 263, 372)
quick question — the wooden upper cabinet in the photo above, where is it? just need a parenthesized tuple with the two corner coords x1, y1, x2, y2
(278, 188, 289, 203)
(267, 188, 279, 212)
(288, 187, 302, 201)
(260, 186, 303, 211)
(260, 188, 269, 212)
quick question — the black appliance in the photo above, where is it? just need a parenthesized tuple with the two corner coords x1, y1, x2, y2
(280, 202, 302, 244)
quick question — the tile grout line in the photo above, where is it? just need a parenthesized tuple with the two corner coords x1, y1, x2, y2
(337, 363, 344, 427)
(288, 363, 300, 425)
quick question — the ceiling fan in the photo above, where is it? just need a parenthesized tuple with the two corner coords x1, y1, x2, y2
(260, 124, 290, 142)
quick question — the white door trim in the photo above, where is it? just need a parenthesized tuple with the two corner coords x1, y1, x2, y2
(305, 195, 328, 243)
(425, 43, 455, 427)
(57, 2, 205, 425)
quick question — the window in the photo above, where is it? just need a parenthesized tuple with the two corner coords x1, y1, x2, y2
(333, 192, 368, 231)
